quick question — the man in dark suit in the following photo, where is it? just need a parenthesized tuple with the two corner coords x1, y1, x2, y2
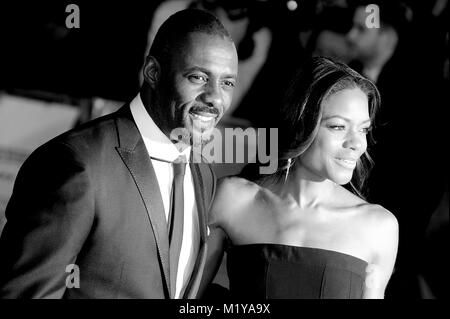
(0, 9, 238, 298)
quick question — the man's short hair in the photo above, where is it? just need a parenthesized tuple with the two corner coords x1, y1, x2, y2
(149, 9, 232, 67)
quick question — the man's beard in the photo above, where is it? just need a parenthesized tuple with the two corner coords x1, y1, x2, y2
(191, 125, 215, 148)
(170, 121, 215, 153)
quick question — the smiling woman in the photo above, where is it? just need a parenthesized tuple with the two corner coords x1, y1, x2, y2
(276, 57, 380, 198)
(301, 87, 371, 186)
(199, 57, 398, 299)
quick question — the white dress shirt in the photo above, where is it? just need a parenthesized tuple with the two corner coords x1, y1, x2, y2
(130, 94, 200, 298)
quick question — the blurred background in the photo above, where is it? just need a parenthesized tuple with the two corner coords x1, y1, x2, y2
(0, 0, 448, 299)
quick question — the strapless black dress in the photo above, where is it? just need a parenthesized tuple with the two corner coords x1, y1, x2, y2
(227, 244, 368, 299)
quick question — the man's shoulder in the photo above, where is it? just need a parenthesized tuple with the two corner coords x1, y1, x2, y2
(30, 104, 130, 161)
(54, 104, 130, 146)
(61, 105, 128, 143)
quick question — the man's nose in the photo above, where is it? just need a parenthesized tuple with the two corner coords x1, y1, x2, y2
(200, 81, 223, 108)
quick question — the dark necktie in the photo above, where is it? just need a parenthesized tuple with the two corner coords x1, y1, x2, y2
(169, 155, 186, 298)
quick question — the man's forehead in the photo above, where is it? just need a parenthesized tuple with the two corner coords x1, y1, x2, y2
(172, 32, 237, 65)
(180, 31, 233, 49)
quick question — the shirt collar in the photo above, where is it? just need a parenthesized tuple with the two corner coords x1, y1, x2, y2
(130, 93, 191, 162)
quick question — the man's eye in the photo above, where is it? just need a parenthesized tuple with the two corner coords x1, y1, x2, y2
(222, 80, 236, 88)
(188, 75, 207, 83)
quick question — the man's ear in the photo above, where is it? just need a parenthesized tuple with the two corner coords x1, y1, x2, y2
(143, 56, 161, 89)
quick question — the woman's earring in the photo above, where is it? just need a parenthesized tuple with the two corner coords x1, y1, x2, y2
(285, 158, 292, 183)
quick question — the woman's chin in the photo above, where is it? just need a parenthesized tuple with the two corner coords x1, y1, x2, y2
(331, 173, 353, 185)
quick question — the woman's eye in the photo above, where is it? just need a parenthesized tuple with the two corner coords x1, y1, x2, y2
(188, 74, 207, 83)
(361, 126, 372, 134)
(328, 125, 345, 130)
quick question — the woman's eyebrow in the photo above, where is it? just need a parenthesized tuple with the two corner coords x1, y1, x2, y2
(322, 115, 371, 125)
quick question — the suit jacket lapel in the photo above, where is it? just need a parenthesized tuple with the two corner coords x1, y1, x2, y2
(114, 105, 171, 296)
(182, 162, 209, 298)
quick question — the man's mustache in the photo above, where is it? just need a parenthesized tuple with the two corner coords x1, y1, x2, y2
(189, 105, 220, 116)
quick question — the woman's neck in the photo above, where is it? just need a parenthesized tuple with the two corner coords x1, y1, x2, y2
(276, 164, 337, 209)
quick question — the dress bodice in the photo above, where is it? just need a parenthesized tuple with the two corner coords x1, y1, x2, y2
(226, 243, 368, 299)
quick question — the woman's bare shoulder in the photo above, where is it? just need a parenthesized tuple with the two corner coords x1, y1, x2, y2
(218, 176, 257, 188)
(210, 177, 261, 223)
(348, 196, 399, 248)
(336, 186, 398, 229)
(216, 176, 260, 198)
(364, 204, 399, 232)
(361, 204, 399, 270)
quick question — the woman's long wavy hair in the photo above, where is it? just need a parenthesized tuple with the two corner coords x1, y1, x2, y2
(242, 57, 381, 199)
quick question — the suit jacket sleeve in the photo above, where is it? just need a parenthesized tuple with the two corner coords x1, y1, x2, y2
(0, 141, 95, 298)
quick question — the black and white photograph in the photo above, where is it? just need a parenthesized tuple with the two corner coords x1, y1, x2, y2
(0, 0, 448, 309)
